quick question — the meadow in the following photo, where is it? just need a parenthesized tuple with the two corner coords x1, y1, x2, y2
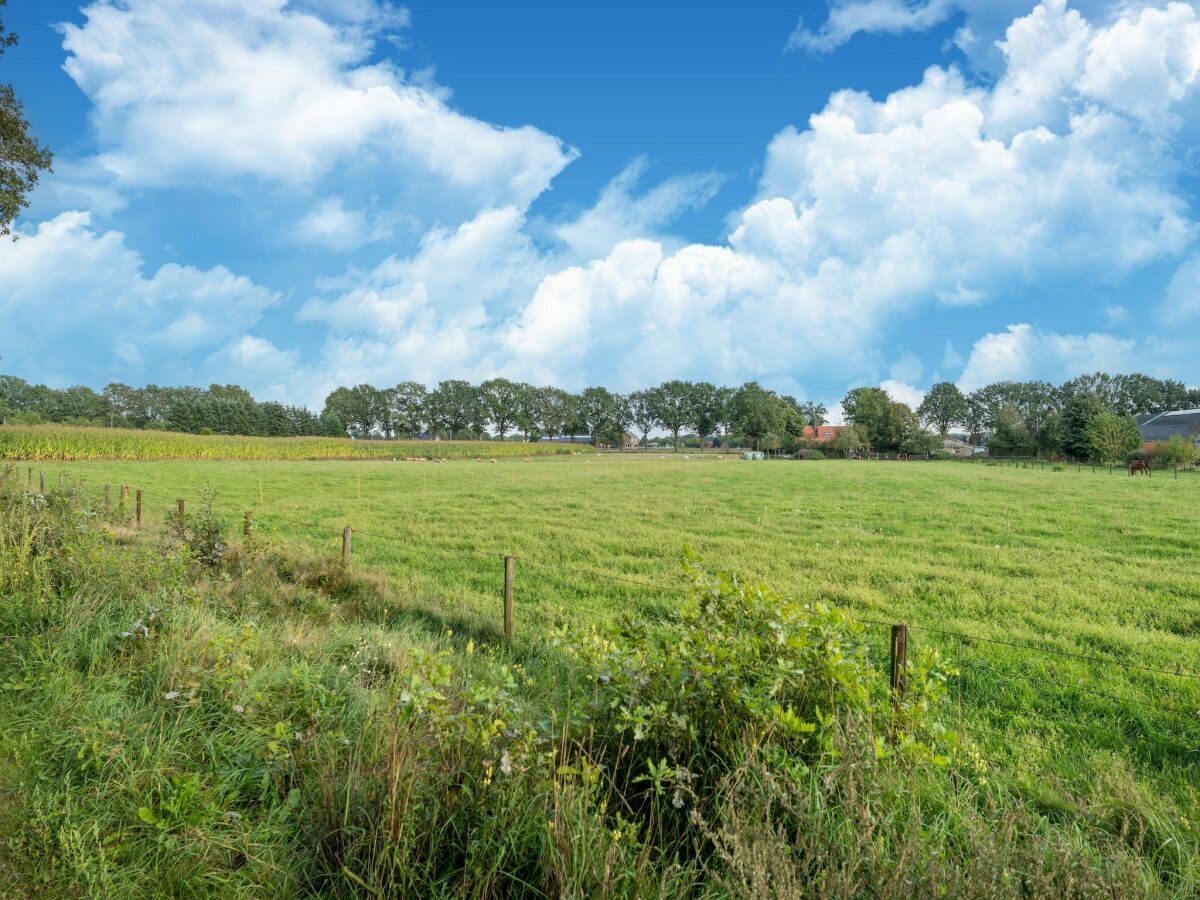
(44, 456, 1200, 780)
(3, 451, 1199, 896)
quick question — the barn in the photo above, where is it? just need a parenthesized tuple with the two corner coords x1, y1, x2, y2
(1136, 409, 1200, 451)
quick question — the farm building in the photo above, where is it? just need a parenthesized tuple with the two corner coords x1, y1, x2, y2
(1136, 409, 1200, 451)
(803, 424, 849, 443)
(941, 437, 978, 458)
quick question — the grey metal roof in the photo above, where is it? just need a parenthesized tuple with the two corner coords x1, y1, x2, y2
(1137, 409, 1200, 443)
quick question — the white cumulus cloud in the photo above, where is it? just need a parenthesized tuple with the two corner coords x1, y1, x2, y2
(0, 212, 280, 386)
(275, 0, 1200, 398)
(957, 323, 1136, 391)
(60, 0, 576, 220)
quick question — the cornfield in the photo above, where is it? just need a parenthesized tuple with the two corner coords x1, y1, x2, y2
(0, 425, 594, 461)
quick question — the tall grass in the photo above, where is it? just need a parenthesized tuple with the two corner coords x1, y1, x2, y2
(1, 467, 1184, 896)
(0, 424, 594, 462)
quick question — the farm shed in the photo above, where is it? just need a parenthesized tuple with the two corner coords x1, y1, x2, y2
(941, 437, 976, 458)
(1136, 409, 1200, 451)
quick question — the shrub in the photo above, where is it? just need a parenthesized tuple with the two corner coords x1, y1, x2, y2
(1159, 434, 1198, 470)
(556, 549, 956, 857)
(168, 488, 228, 566)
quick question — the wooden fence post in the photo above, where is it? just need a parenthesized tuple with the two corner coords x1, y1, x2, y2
(136, 490, 143, 529)
(120, 484, 129, 515)
(177, 498, 186, 529)
(889, 624, 909, 742)
(243, 511, 253, 538)
(503, 555, 515, 642)
(39, 472, 45, 495)
(342, 526, 353, 566)
(890, 624, 908, 697)
(27, 467, 32, 489)
(104, 484, 112, 512)
(58, 473, 64, 488)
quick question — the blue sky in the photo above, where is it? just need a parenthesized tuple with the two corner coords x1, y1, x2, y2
(2, 0, 1199, 415)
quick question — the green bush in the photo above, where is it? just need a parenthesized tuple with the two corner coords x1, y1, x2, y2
(167, 488, 228, 567)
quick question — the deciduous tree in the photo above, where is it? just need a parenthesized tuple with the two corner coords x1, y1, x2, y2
(1087, 412, 1142, 467)
(480, 378, 523, 440)
(732, 382, 785, 451)
(649, 380, 692, 451)
(685, 382, 721, 451)
(918, 382, 968, 436)
(1, 3, 53, 239)
(627, 390, 658, 451)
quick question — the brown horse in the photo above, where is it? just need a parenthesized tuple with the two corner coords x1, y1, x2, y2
(1129, 459, 1151, 477)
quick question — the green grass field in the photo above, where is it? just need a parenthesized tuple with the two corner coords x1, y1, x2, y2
(5, 453, 1199, 895)
(46, 455, 1200, 799)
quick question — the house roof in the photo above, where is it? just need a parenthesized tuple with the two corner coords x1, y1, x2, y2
(1137, 409, 1200, 443)
(802, 424, 846, 439)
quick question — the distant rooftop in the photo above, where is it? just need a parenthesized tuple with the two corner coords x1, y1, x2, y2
(1137, 409, 1200, 443)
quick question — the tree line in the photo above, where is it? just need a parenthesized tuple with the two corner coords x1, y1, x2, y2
(2, 371, 1196, 460)
(0, 376, 828, 451)
(911, 373, 1200, 465)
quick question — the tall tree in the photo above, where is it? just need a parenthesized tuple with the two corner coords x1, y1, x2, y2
(533, 387, 571, 440)
(322, 385, 379, 438)
(987, 405, 1036, 455)
(798, 400, 828, 438)
(714, 386, 736, 449)
(841, 387, 892, 450)
(627, 390, 658, 451)
(1036, 412, 1065, 457)
(685, 382, 722, 451)
(511, 383, 538, 441)
(581, 386, 629, 447)
(649, 380, 692, 451)
(778, 396, 808, 451)
(842, 386, 928, 453)
(1087, 412, 1142, 467)
(1060, 391, 1104, 460)
(562, 392, 589, 441)
(732, 382, 785, 451)
(467, 388, 489, 440)
(918, 382, 968, 435)
(427, 380, 477, 439)
(480, 378, 523, 440)
(1, 2, 53, 239)
(388, 381, 427, 437)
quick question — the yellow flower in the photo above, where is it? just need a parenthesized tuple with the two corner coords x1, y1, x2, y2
(466, 640, 475, 655)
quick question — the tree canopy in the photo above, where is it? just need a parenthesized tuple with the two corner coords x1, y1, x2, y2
(1, 2, 53, 239)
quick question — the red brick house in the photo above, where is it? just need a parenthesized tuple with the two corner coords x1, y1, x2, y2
(803, 424, 849, 443)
